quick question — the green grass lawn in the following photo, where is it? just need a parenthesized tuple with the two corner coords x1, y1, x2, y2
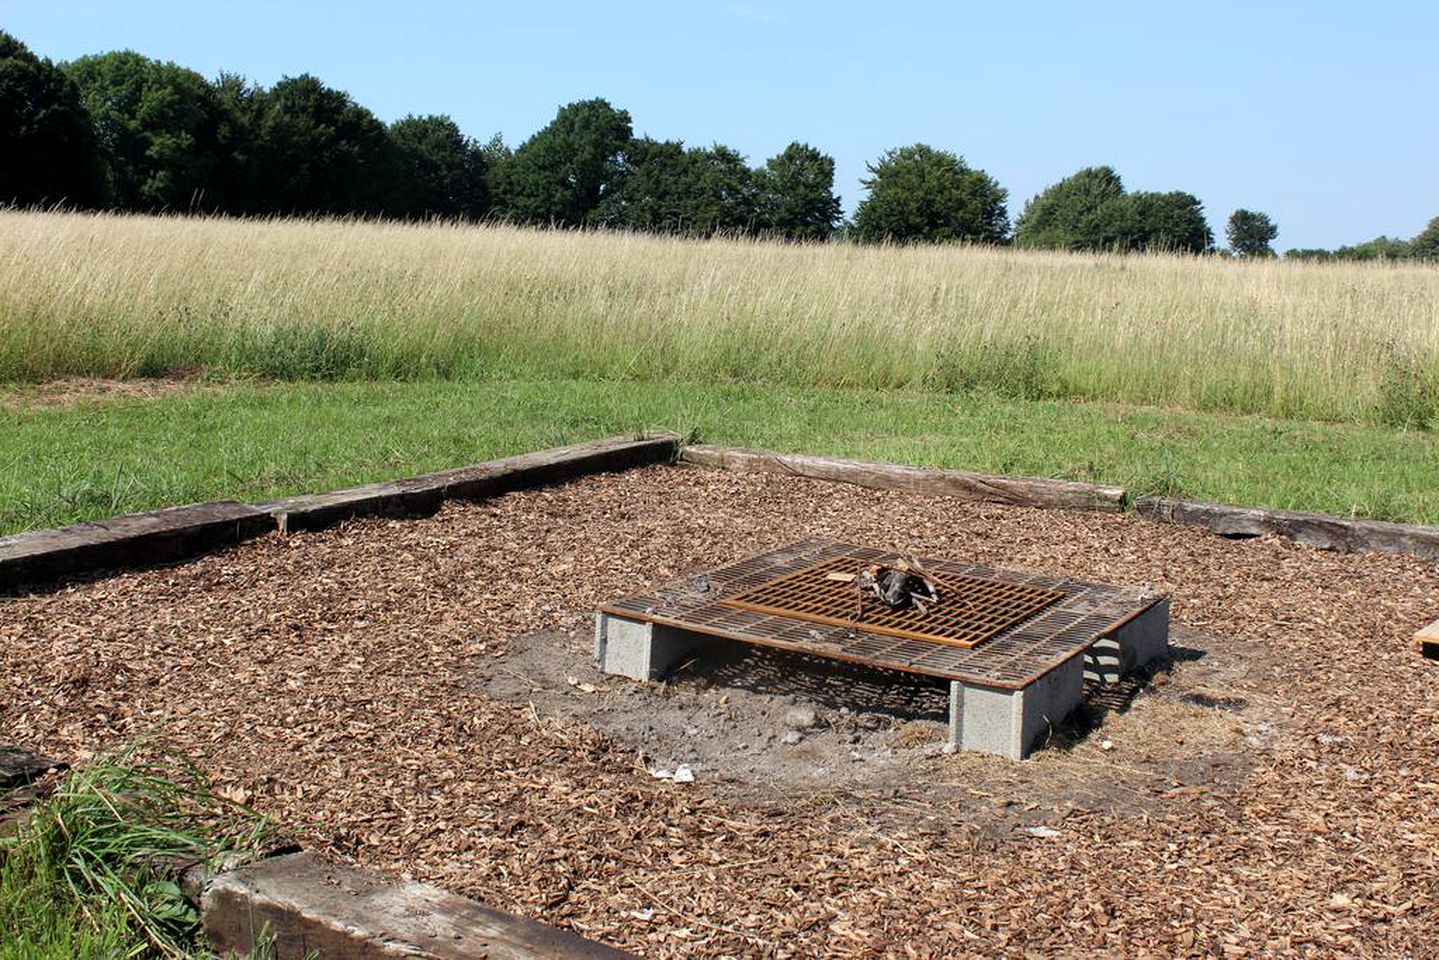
(2, 378, 1436, 536)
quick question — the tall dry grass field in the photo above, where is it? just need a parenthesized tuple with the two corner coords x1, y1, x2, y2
(2, 209, 1436, 424)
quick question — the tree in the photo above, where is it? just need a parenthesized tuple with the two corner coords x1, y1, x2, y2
(1016, 168, 1213, 254)
(598, 139, 760, 236)
(852, 144, 1008, 244)
(209, 72, 265, 213)
(0, 31, 104, 206)
(594, 136, 690, 232)
(678, 143, 759, 235)
(389, 114, 488, 219)
(64, 51, 227, 211)
(1128, 191, 1213, 253)
(1014, 166, 1130, 251)
(490, 98, 631, 226)
(1333, 236, 1411, 261)
(247, 74, 399, 215)
(755, 142, 841, 240)
(1226, 209, 1278, 257)
(1410, 217, 1439, 260)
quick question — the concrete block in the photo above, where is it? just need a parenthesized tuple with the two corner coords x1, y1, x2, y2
(594, 613, 701, 681)
(1084, 599, 1170, 683)
(949, 655, 1085, 760)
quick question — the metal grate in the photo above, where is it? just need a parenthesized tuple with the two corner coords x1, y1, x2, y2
(600, 539, 1161, 689)
(720, 554, 1063, 648)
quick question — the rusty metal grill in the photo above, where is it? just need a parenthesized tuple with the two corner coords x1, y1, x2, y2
(720, 554, 1062, 648)
(600, 539, 1161, 689)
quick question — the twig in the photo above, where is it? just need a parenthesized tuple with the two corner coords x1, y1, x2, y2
(495, 665, 543, 692)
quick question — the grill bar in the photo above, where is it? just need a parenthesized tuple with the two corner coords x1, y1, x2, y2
(720, 555, 1063, 648)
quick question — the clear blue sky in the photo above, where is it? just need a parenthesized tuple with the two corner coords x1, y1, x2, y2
(6, 1, 1436, 249)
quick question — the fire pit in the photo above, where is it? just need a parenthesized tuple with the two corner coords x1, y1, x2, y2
(596, 539, 1169, 759)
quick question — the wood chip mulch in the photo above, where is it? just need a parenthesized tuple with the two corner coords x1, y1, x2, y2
(3, 466, 1437, 958)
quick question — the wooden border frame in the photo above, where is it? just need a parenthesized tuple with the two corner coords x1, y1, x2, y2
(0, 435, 679, 593)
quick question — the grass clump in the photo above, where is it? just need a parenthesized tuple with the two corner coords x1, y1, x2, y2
(0, 746, 270, 958)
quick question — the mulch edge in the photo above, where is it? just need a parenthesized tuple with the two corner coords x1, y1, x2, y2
(6, 434, 1436, 597)
(1134, 495, 1439, 562)
(680, 443, 1439, 563)
(678, 443, 1128, 512)
(0, 434, 679, 593)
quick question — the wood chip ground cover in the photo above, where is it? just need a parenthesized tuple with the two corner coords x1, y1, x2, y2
(2, 467, 1436, 957)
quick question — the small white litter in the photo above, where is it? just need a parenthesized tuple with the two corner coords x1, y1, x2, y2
(649, 763, 695, 783)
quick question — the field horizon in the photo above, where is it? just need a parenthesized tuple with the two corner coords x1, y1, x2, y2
(3, 209, 1436, 427)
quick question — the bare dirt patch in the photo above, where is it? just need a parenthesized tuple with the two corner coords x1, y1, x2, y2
(3, 466, 1437, 957)
(0, 374, 209, 410)
(471, 624, 1268, 833)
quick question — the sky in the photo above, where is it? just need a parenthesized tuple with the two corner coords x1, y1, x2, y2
(5, 0, 1436, 250)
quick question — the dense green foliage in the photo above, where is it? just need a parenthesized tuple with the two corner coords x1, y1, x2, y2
(0, 32, 103, 207)
(64, 51, 227, 211)
(852, 144, 1009, 243)
(755, 142, 843, 240)
(597, 138, 840, 238)
(1127, 191, 1213, 253)
(1227, 208, 1278, 257)
(489, 97, 630, 227)
(1014, 166, 1128, 250)
(490, 98, 631, 226)
(1014, 166, 1212, 253)
(1408, 217, 1439, 260)
(1287, 217, 1439, 262)
(389, 114, 489, 219)
(249, 74, 399, 216)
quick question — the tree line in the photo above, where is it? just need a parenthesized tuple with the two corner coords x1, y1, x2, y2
(2, 32, 1434, 259)
(1285, 219, 1439, 263)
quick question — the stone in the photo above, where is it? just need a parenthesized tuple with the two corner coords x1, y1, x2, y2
(783, 705, 818, 729)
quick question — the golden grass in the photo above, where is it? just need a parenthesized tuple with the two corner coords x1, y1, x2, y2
(2, 209, 1436, 423)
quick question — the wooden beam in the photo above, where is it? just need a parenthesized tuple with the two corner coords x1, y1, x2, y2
(0, 436, 679, 591)
(261, 434, 679, 533)
(678, 444, 1128, 513)
(0, 745, 64, 790)
(1134, 496, 1439, 562)
(201, 851, 634, 959)
(0, 746, 66, 837)
(1417, 621, 1439, 661)
(0, 501, 272, 594)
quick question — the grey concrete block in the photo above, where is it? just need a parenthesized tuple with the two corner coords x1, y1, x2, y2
(949, 655, 1085, 760)
(1017, 655, 1085, 755)
(1084, 599, 1170, 683)
(594, 613, 700, 681)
